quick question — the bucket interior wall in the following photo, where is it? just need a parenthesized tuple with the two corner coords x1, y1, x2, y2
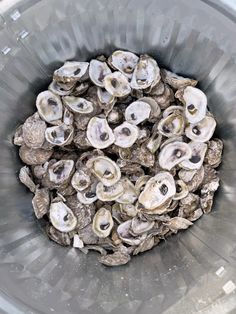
(0, 0, 235, 313)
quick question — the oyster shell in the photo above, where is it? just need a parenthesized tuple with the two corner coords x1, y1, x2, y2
(98, 251, 131, 266)
(131, 216, 155, 235)
(36, 90, 63, 124)
(137, 127, 151, 144)
(73, 130, 91, 149)
(180, 141, 207, 170)
(97, 87, 116, 114)
(89, 59, 111, 87)
(96, 181, 124, 201)
(77, 224, 99, 245)
(22, 113, 46, 149)
(139, 172, 176, 210)
(72, 82, 90, 96)
(77, 181, 98, 205)
(139, 97, 161, 121)
(185, 115, 216, 142)
(183, 86, 207, 123)
(104, 71, 131, 97)
(204, 138, 223, 168)
(148, 80, 165, 96)
(179, 166, 205, 192)
(117, 220, 146, 245)
(45, 124, 74, 146)
(161, 69, 198, 89)
(48, 159, 74, 185)
(71, 169, 91, 191)
(133, 235, 155, 255)
(49, 80, 75, 96)
(119, 144, 155, 168)
(108, 50, 139, 78)
(63, 96, 94, 114)
(19, 166, 36, 193)
(159, 142, 192, 170)
(173, 180, 189, 200)
(164, 217, 193, 232)
(125, 100, 151, 125)
(146, 133, 162, 154)
(32, 188, 50, 219)
(63, 107, 74, 125)
(200, 192, 214, 214)
(116, 178, 138, 204)
(53, 61, 89, 83)
(130, 54, 160, 89)
(13, 124, 24, 146)
(19, 145, 53, 165)
(66, 195, 95, 230)
(73, 234, 84, 248)
(152, 83, 174, 109)
(188, 208, 203, 221)
(162, 105, 184, 118)
(87, 117, 115, 149)
(158, 112, 185, 137)
(46, 225, 71, 246)
(92, 207, 114, 238)
(107, 107, 123, 124)
(114, 122, 139, 148)
(135, 175, 151, 192)
(121, 204, 137, 217)
(49, 201, 77, 232)
(86, 156, 121, 187)
(179, 193, 200, 217)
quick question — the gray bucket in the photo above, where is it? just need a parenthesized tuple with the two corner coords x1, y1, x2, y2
(0, 0, 235, 313)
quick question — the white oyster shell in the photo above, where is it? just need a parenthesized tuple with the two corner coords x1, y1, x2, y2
(63, 107, 74, 125)
(185, 116, 216, 142)
(96, 181, 124, 201)
(50, 201, 77, 232)
(63, 96, 94, 114)
(87, 117, 115, 149)
(139, 171, 176, 210)
(71, 170, 91, 191)
(116, 178, 138, 204)
(104, 71, 131, 97)
(159, 142, 192, 170)
(49, 80, 75, 96)
(163, 105, 184, 118)
(114, 122, 139, 148)
(125, 101, 151, 125)
(92, 207, 114, 238)
(158, 112, 185, 137)
(130, 55, 160, 89)
(161, 69, 198, 89)
(89, 59, 111, 87)
(131, 217, 155, 235)
(53, 61, 89, 83)
(45, 124, 74, 146)
(173, 180, 189, 200)
(183, 86, 207, 123)
(97, 87, 115, 106)
(108, 50, 139, 78)
(117, 220, 146, 245)
(36, 91, 63, 124)
(77, 182, 98, 204)
(48, 160, 74, 184)
(139, 97, 161, 120)
(86, 156, 121, 187)
(180, 141, 207, 170)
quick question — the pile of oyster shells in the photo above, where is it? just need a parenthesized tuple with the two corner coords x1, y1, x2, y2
(14, 51, 223, 267)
